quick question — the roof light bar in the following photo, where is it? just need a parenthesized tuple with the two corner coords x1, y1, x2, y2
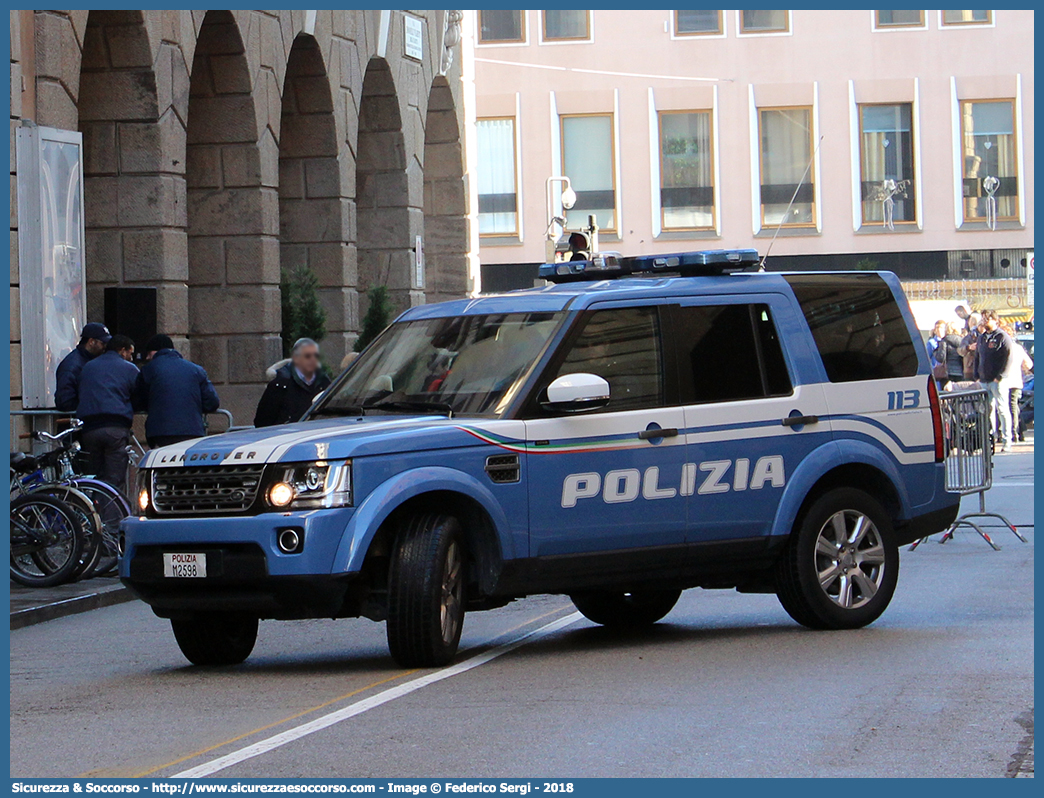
(538, 249, 762, 284)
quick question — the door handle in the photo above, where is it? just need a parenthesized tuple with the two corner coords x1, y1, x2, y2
(638, 427, 679, 440)
(781, 415, 819, 427)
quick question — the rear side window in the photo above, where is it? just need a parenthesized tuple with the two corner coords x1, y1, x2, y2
(785, 274, 918, 382)
(672, 303, 792, 404)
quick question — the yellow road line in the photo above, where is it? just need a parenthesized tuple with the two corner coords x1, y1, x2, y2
(122, 670, 416, 779)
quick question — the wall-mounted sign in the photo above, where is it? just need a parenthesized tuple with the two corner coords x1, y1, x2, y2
(415, 235, 425, 290)
(404, 15, 423, 61)
(1027, 252, 1034, 308)
(16, 124, 86, 408)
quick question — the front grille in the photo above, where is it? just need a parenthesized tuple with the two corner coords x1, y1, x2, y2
(152, 465, 266, 515)
(485, 454, 520, 484)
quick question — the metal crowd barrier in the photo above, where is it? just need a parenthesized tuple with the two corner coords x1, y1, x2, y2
(910, 388, 1026, 551)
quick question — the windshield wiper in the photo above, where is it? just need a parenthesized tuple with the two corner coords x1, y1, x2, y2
(364, 400, 455, 418)
(310, 405, 367, 417)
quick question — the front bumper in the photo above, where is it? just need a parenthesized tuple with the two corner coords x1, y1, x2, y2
(120, 508, 366, 619)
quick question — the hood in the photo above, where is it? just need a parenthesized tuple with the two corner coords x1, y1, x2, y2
(141, 414, 507, 468)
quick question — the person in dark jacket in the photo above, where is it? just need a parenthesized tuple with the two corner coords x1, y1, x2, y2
(933, 323, 965, 386)
(977, 310, 1015, 452)
(253, 338, 331, 427)
(54, 322, 111, 411)
(76, 335, 142, 492)
(137, 335, 221, 448)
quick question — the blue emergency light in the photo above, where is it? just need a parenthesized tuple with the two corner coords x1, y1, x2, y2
(538, 249, 761, 283)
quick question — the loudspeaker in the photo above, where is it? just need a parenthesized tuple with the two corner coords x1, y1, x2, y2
(104, 287, 157, 363)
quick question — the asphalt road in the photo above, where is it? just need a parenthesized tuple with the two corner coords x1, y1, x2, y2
(10, 447, 1033, 779)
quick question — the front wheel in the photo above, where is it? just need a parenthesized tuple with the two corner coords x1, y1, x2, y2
(171, 613, 258, 666)
(776, 487, 899, 630)
(570, 589, 681, 628)
(386, 514, 466, 667)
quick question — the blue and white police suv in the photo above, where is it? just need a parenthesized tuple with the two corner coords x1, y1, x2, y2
(122, 250, 959, 668)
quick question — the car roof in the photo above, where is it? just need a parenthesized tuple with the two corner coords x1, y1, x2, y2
(399, 271, 902, 320)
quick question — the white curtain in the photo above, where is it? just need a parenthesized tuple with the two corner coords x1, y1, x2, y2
(476, 119, 517, 235)
(860, 103, 913, 223)
(661, 111, 713, 229)
(562, 115, 615, 230)
(962, 101, 1017, 220)
(760, 108, 813, 225)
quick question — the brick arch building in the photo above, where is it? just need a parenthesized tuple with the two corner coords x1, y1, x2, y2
(11, 9, 473, 426)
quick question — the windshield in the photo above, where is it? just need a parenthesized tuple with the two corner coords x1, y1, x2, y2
(315, 312, 565, 417)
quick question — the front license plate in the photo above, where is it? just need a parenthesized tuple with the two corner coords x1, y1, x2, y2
(163, 552, 207, 578)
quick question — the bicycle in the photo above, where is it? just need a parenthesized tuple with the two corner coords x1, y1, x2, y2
(10, 492, 85, 587)
(12, 420, 131, 579)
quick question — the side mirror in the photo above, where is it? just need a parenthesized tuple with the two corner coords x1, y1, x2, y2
(541, 373, 610, 414)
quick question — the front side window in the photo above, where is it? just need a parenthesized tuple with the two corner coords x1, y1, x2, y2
(478, 10, 525, 43)
(759, 107, 815, 228)
(676, 9, 723, 35)
(476, 118, 518, 236)
(942, 10, 992, 24)
(859, 103, 915, 226)
(550, 306, 663, 413)
(785, 274, 919, 383)
(561, 114, 616, 231)
(673, 304, 792, 404)
(542, 10, 590, 41)
(875, 10, 925, 27)
(659, 111, 714, 230)
(314, 312, 564, 417)
(960, 99, 1018, 223)
(740, 10, 789, 33)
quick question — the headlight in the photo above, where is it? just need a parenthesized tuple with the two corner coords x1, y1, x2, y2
(266, 461, 352, 509)
(136, 470, 151, 513)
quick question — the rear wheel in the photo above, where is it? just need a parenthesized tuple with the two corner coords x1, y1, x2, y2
(570, 589, 681, 628)
(386, 513, 466, 667)
(10, 494, 85, 587)
(776, 487, 898, 630)
(171, 613, 258, 666)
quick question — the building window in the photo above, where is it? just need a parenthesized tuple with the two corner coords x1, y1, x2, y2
(542, 10, 590, 41)
(758, 107, 815, 228)
(874, 10, 926, 28)
(859, 103, 915, 226)
(675, 10, 723, 35)
(960, 99, 1018, 223)
(561, 114, 616, 232)
(476, 118, 518, 236)
(942, 10, 992, 25)
(659, 111, 714, 231)
(478, 11, 525, 43)
(740, 10, 789, 33)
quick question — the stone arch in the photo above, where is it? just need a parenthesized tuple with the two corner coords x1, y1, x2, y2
(355, 57, 417, 315)
(279, 33, 352, 364)
(422, 76, 469, 303)
(78, 10, 190, 344)
(186, 10, 280, 421)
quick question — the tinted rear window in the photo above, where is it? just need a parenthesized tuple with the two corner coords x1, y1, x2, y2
(784, 274, 918, 382)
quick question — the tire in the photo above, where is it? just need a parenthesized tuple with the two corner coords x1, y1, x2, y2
(171, 613, 258, 666)
(10, 494, 86, 587)
(570, 589, 681, 628)
(386, 513, 466, 668)
(31, 486, 103, 580)
(776, 487, 899, 630)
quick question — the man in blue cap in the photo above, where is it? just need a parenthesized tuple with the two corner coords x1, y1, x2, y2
(54, 322, 111, 412)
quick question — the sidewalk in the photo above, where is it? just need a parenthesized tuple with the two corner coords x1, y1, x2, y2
(10, 576, 135, 630)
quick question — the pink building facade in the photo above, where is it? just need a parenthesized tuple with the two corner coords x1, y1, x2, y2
(466, 10, 1033, 291)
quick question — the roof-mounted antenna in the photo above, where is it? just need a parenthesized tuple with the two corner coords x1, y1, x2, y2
(758, 134, 825, 272)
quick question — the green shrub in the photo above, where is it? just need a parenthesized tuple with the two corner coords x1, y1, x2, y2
(280, 265, 327, 357)
(354, 285, 394, 352)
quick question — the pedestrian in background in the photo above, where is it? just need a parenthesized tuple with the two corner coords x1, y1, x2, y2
(253, 338, 331, 427)
(999, 322, 1033, 444)
(977, 310, 1014, 453)
(75, 334, 142, 492)
(926, 319, 948, 362)
(958, 313, 981, 381)
(137, 335, 220, 449)
(54, 322, 111, 412)
(933, 322, 965, 388)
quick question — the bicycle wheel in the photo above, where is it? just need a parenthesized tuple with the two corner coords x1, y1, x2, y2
(10, 494, 85, 587)
(30, 485, 103, 580)
(72, 480, 130, 577)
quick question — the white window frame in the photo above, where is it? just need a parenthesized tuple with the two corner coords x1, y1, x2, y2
(475, 10, 529, 48)
(871, 10, 929, 31)
(538, 10, 594, 46)
(736, 10, 792, 37)
(939, 10, 994, 28)
(475, 115, 522, 239)
(671, 9, 727, 40)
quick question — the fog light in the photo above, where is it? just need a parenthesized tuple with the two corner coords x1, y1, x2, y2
(277, 528, 301, 553)
(138, 488, 150, 512)
(269, 482, 295, 508)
